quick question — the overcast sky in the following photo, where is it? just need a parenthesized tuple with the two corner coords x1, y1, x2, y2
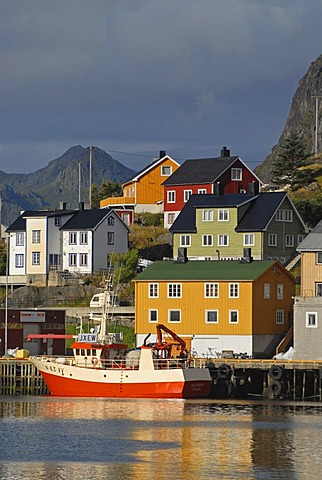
(1, 0, 322, 174)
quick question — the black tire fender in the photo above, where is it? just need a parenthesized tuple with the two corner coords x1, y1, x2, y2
(268, 380, 282, 396)
(268, 365, 284, 381)
(217, 363, 231, 379)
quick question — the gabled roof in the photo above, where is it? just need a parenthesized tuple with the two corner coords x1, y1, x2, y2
(60, 209, 129, 231)
(169, 193, 255, 233)
(134, 259, 278, 281)
(236, 192, 287, 232)
(297, 219, 322, 251)
(123, 155, 180, 185)
(7, 209, 75, 232)
(162, 155, 259, 186)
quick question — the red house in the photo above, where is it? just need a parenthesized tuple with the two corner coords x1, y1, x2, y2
(162, 146, 262, 228)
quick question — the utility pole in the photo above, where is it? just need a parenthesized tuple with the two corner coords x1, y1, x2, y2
(312, 95, 321, 155)
(89, 146, 93, 209)
(78, 162, 81, 203)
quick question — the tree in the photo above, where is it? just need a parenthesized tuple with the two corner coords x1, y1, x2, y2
(271, 132, 311, 188)
(0, 241, 7, 275)
(109, 249, 139, 285)
(91, 180, 123, 209)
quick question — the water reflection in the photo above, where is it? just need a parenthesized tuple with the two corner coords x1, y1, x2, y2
(0, 397, 322, 479)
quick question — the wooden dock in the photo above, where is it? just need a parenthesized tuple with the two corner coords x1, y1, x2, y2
(0, 359, 48, 395)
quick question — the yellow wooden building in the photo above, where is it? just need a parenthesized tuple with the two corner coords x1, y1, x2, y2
(134, 256, 295, 358)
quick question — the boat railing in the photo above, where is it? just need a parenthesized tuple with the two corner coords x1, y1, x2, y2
(153, 357, 207, 370)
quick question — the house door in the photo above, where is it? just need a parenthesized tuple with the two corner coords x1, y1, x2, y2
(23, 323, 41, 355)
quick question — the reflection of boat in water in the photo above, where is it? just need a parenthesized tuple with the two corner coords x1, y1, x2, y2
(30, 319, 211, 398)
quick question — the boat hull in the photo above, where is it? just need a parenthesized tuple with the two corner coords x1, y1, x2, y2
(31, 358, 211, 399)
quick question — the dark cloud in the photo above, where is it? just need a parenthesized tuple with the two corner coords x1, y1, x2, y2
(1, 0, 322, 173)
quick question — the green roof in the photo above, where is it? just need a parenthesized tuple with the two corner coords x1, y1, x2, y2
(134, 260, 277, 281)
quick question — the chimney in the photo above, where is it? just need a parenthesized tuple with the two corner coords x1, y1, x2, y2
(79, 201, 85, 211)
(59, 202, 67, 210)
(214, 182, 223, 197)
(159, 150, 166, 158)
(176, 247, 188, 263)
(220, 146, 230, 157)
(240, 248, 253, 263)
(249, 181, 260, 196)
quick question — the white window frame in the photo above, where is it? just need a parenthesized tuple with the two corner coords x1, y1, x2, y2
(205, 310, 219, 323)
(107, 216, 114, 226)
(79, 253, 88, 267)
(180, 235, 191, 247)
(149, 309, 158, 323)
(69, 232, 77, 245)
(15, 254, 24, 268)
(32, 252, 40, 265)
(276, 309, 284, 324)
(32, 230, 41, 244)
(276, 210, 284, 222)
(168, 283, 182, 298)
(218, 234, 229, 246)
(69, 253, 77, 267)
(306, 312, 317, 328)
(284, 210, 293, 222)
(231, 168, 242, 181)
(54, 217, 61, 227)
(218, 209, 229, 221)
(16, 233, 24, 246)
(161, 165, 172, 176)
(149, 283, 159, 298)
(167, 191, 176, 203)
(202, 234, 213, 247)
(229, 283, 239, 298)
(285, 234, 294, 247)
(229, 310, 239, 324)
(268, 234, 277, 247)
(244, 234, 255, 246)
(264, 283, 270, 299)
(168, 309, 181, 323)
(277, 284, 284, 300)
(80, 232, 88, 245)
(204, 283, 219, 298)
(202, 210, 213, 222)
(198, 189, 207, 194)
(184, 190, 192, 202)
(167, 213, 175, 225)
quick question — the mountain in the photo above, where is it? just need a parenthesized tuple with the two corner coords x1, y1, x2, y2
(255, 54, 322, 183)
(0, 146, 136, 226)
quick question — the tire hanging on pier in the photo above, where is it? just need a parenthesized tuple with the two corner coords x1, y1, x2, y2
(267, 380, 282, 397)
(268, 365, 284, 381)
(217, 364, 231, 380)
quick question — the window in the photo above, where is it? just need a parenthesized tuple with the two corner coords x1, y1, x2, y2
(168, 310, 181, 323)
(15, 254, 24, 268)
(264, 283, 270, 299)
(180, 235, 191, 247)
(203, 210, 213, 222)
(276, 310, 284, 324)
(229, 310, 239, 323)
(229, 283, 239, 298)
(32, 230, 40, 244)
(184, 190, 192, 202)
(108, 216, 114, 226)
(107, 232, 114, 245)
(244, 234, 254, 246)
(218, 234, 229, 246)
(79, 254, 88, 266)
(316, 284, 322, 297)
(167, 213, 175, 225)
(80, 232, 88, 244)
(69, 232, 77, 245)
(149, 283, 159, 298)
(69, 253, 77, 267)
(16, 233, 24, 246)
(297, 234, 304, 245)
(231, 168, 242, 181)
(202, 234, 213, 246)
(218, 209, 229, 221)
(198, 189, 207, 194)
(54, 217, 61, 227)
(168, 283, 182, 298)
(306, 312, 317, 328)
(32, 252, 40, 265)
(276, 209, 293, 222)
(149, 309, 158, 323)
(167, 191, 176, 203)
(285, 235, 294, 247)
(161, 165, 172, 176)
(204, 283, 219, 298)
(205, 310, 218, 323)
(317, 253, 322, 264)
(268, 234, 277, 247)
(277, 284, 283, 300)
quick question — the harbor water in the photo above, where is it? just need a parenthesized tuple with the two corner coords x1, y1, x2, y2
(0, 397, 322, 480)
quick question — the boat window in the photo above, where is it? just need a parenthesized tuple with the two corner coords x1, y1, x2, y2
(87, 349, 91, 355)
(81, 349, 85, 356)
(92, 349, 96, 355)
(76, 349, 80, 355)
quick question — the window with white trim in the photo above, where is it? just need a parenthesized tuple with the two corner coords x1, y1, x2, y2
(264, 283, 270, 299)
(54, 217, 61, 227)
(108, 216, 114, 226)
(218, 209, 229, 221)
(167, 213, 175, 225)
(205, 310, 218, 323)
(149, 283, 158, 298)
(276, 310, 284, 324)
(168, 310, 181, 323)
(69, 253, 77, 267)
(69, 232, 77, 245)
(268, 234, 277, 246)
(198, 189, 207, 194)
(16, 233, 24, 246)
(229, 310, 239, 323)
(231, 168, 242, 181)
(218, 234, 229, 246)
(161, 165, 172, 176)
(168, 283, 182, 298)
(107, 232, 114, 245)
(180, 235, 191, 247)
(202, 210, 213, 221)
(184, 190, 192, 202)
(202, 234, 213, 246)
(167, 191, 176, 203)
(306, 312, 317, 328)
(80, 232, 88, 244)
(285, 234, 294, 247)
(32, 252, 40, 265)
(277, 284, 283, 300)
(276, 209, 293, 222)
(149, 309, 158, 323)
(32, 230, 41, 244)
(204, 283, 219, 298)
(244, 234, 254, 246)
(79, 254, 88, 266)
(15, 254, 24, 268)
(229, 283, 239, 298)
